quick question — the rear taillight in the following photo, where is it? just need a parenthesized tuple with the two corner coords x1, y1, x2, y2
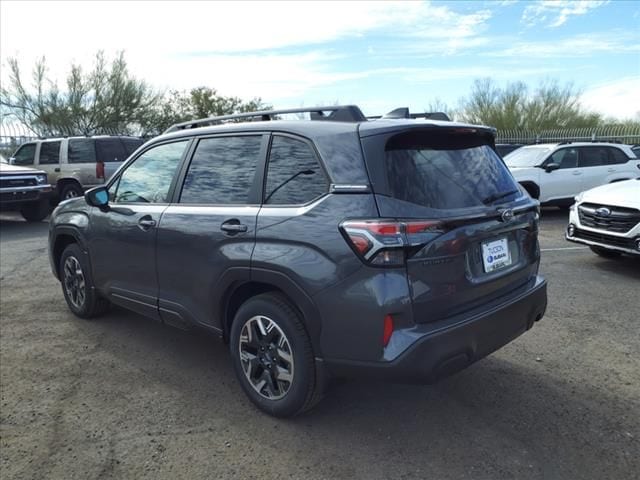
(96, 161, 105, 181)
(340, 219, 443, 266)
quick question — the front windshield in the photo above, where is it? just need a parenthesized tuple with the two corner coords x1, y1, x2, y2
(504, 146, 552, 168)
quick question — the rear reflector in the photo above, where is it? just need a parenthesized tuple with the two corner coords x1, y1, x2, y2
(383, 315, 394, 347)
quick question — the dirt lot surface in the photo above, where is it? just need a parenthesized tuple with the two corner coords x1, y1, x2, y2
(1, 209, 639, 480)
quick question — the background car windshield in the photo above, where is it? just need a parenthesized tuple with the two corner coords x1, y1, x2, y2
(504, 146, 552, 167)
(386, 144, 520, 209)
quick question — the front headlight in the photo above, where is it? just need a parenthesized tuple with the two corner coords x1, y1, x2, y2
(35, 174, 47, 184)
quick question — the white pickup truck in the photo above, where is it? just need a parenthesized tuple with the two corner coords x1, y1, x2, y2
(0, 158, 52, 221)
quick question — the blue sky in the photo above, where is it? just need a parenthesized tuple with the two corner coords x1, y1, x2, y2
(1, 0, 639, 119)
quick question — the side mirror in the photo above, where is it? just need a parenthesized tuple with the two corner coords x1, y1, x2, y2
(9, 157, 16, 165)
(85, 186, 109, 209)
(544, 163, 560, 173)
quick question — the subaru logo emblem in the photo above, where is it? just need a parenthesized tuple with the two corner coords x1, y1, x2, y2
(595, 207, 611, 217)
(500, 209, 514, 222)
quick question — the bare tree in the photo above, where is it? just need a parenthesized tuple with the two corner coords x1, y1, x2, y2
(1, 51, 159, 136)
(458, 78, 602, 130)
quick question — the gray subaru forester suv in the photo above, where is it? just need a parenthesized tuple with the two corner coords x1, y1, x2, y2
(48, 106, 547, 417)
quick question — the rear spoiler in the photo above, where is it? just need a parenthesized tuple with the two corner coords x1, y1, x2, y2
(367, 107, 451, 122)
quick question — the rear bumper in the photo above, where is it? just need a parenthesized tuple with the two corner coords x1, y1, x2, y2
(324, 275, 547, 383)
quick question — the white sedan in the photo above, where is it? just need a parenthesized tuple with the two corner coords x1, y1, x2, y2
(566, 179, 640, 257)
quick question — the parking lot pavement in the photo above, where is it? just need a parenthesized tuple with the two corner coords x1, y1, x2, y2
(1, 210, 639, 480)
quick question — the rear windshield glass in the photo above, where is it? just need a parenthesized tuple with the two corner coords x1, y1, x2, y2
(386, 141, 520, 209)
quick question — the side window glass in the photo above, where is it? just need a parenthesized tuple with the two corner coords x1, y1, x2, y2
(68, 139, 97, 164)
(579, 147, 608, 167)
(121, 138, 144, 156)
(180, 136, 262, 204)
(96, 138, 126, 163)
(12, 144, 36, 165)
(608, 148, 629, 165)
(112, 141, 187, 203)
(549, 148, 577, 169)
(264, 136, 328, 205)
(39, 141, 61, 165)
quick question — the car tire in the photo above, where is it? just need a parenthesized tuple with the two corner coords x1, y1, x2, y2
(59, 243, 110, 319)
(590, 246, 622, 259)
(60, 183, 83, 201)
(229, 293, 323, 417)
(20, 199, 50, 222)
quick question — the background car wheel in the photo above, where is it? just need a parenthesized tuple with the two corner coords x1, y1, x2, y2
(59, 243, 110, 319)
(589, 246, 622, 259)
(229, 293, 323, 417)
(20, 199, 50, 222)
(60, 183, 83, 201)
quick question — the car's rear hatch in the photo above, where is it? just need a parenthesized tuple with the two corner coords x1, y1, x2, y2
(359, 123, 540, 324)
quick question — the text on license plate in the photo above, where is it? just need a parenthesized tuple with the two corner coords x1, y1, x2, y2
(481, 237, 512, 272)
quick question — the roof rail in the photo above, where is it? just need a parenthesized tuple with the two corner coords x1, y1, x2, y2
(164, 105, 367, 133)
(366, 107, 451, 122)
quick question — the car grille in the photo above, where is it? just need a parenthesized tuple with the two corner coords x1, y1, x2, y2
(578, 203, 640, 233)
(0, 177, 37, 189)
(574, 228, 637, 249)
(1, 191, 39, 202)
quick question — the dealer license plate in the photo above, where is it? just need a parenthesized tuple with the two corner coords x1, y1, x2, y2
(481, 237, 512, 272)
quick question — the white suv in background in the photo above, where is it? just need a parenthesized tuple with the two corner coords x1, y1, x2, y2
(566, 179, 640, 257)
(504, 143, 639, 206)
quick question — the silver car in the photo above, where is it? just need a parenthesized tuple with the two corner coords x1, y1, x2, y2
(10, 136, 143, 201)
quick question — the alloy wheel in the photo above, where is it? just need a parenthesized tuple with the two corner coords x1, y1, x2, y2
(238, 315, 294, 400)
(63, 256, 86, 310)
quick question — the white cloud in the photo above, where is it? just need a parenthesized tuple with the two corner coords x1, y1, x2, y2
(131, 51, 369, 100)
(582, 77, 640, 119)
(0, 1, 490, 57)
(486, 32, 640, 57)
(522, 0, 608, 28)
(0, 0, 494, 101)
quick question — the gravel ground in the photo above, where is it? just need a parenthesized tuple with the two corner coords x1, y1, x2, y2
(1, 209, 638, 480)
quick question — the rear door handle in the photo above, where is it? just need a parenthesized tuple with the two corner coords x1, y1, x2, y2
(138, 216, 157, 230)
(607, 168, 616, 173)
(221, 219, 248, 234)
(572, 170, 582, 175)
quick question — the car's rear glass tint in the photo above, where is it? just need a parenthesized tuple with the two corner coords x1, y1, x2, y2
(122, 138, 144, 156)
(96, 138, 126, 163)
(68, 139, 97, 164)
(385, 132, 519, 209)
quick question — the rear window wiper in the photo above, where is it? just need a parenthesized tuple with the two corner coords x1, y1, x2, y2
(482, 189, 518, 205)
